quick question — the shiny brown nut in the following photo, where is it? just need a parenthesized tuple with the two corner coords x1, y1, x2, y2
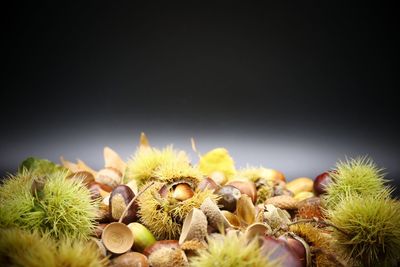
(313, 172, 333, 196)
(109, 185, 138, 224)
(259, 236, 302, 267)
(216, 185, 241, 212)
(227, 180, 257, 204)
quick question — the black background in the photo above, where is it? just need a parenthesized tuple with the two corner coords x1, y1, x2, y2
(2, 3, 399, 193)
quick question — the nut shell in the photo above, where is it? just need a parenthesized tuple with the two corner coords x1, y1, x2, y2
(179, 208, 208, 245)
(102, 222, 134, 254)
(200, 197, 229, 229)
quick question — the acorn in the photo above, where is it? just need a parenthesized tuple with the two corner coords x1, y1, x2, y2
(110, 252, 149, 267)
(102, 222, 134, 254)
(127, 222, 156, 252)
(227, 180, 257, 204)
(179, 208, 208, 245)
(172, 183, 195, 201)
(109, 185, 138, 224)
(216, 185, 241, 212)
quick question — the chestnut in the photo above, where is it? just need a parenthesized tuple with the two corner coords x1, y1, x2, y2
(172, 183, 194, 201)
(216, 185, 241, 212)
(109, 185, 138, 224)
(313, 171, 333, 196)
(259, 236, 302, 267)
(227, 180, 257, 204)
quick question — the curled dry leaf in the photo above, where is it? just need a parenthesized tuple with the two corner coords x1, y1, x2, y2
(236, 195, 256, 226)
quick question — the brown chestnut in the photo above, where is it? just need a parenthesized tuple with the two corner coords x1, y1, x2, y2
(109, 185, 138, 224)
(259, 236, 302, 267)
(313, 171, 333, 196)
(216, 185, 241, 212)
(227, 180, 257, 204)
(172, 183, 194, 201)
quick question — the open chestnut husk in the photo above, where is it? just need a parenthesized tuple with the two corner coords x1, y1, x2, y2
(109, 185, 138, 224)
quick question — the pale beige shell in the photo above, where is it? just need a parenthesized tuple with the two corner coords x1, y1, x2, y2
(102, 222, 134, 254)
(200, 197, 229, 229)
(179, 208, 208, 245)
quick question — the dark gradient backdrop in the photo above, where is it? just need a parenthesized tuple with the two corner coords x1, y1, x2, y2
(2, 3, 399, 193)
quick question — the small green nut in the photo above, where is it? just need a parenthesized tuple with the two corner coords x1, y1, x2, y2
(128, 222, 156, 252)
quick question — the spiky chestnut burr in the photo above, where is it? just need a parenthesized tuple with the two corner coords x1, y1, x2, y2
(327, 194, 400, 266)
(323, 157, 389, 210)
(0, 170, 98, 240)
(0, 228, 106, 267)
(190, 232, 280, 267)
(124, 145, 190, 185)
(138, 181, 216, 240)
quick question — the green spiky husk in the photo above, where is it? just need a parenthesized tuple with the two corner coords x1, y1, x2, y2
(0, 228, 106, 267)
(153, 161, 202, 187)
(327, 195, 400, 266)
(324, 157, 389, 210)
(189, 232, 280, 267)
(138, 182, 216, 240)
(124, 146, 190, 185)
(0, 170, 98, 239)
